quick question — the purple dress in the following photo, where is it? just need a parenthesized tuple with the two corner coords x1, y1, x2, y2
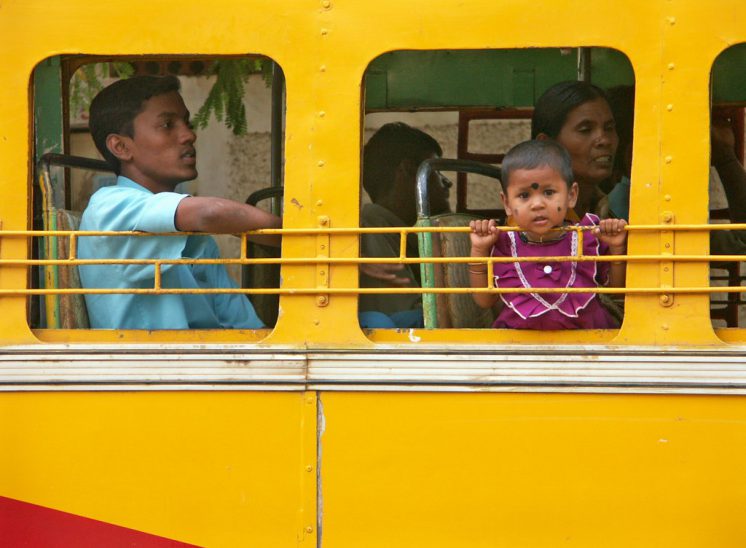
(491, 214, 618, 329)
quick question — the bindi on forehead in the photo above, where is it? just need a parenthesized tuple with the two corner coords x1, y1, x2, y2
(531, 182, 539, 190)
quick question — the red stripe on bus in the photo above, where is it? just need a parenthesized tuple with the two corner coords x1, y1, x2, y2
(0, 496, 200, 547)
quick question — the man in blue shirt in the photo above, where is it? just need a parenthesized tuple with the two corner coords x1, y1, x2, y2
(79, 75, 281, 329)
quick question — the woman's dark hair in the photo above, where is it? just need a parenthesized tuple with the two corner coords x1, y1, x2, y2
(89, 75, 181, 174)
(531, 81, 611, 139)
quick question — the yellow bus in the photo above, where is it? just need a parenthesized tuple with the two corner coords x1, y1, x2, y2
(3, 0, 746, 546)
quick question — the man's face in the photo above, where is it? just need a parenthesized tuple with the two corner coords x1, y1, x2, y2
(116, 91, 197, 192)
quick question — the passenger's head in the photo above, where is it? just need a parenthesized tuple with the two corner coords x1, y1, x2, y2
(500, 140, 578, 239)
(606, 85, 635, 178)
(89, 75, 188, 176)
(532, 81, 618, 187)
(363, 122, 449, 223)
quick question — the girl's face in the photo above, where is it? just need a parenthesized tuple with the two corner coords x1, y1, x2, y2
(554, 98, 618, 186)
(502, 165, 578, 241)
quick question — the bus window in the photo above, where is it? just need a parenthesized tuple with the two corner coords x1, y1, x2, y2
(709, 44, 746, 331)
(359, 48, 634, 333)
(31, 55, 285, 334)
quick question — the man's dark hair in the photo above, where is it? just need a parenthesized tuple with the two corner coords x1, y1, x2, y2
(501, 139, 574, 190)
(531, 80, 611, 139)
(363, 122, 442, 202)
(89, 75, 181, 174)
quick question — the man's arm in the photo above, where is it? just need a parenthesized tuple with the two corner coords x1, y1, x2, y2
(175, 196, 281, 246)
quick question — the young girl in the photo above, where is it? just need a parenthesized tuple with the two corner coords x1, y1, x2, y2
(469, 140, 627, 329)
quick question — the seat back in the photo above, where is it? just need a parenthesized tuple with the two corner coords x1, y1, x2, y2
(43, 208, 90, 329)
(429, 213, 496, 328)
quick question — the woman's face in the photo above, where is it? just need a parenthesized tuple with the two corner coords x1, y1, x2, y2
(555, 97, 618, 186)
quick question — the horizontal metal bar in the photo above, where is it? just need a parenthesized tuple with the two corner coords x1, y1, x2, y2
(0, 254, 742, 267)
(0, 286, 741, 296)
(4, 222, 746, 238)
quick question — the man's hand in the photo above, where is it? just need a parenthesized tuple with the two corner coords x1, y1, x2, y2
(360, 263, 413, 286)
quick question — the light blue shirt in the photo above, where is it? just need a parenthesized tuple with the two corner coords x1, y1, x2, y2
(78, 176, 264, 330)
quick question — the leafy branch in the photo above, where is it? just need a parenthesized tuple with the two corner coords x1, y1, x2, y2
(70, 59, 270, 136)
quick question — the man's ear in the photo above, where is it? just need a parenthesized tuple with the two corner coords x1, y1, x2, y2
(501, 190, 513, 216)
(105, 134, 133, 162)
(567, 182, 579, 209)
(535, 133, 550, 142)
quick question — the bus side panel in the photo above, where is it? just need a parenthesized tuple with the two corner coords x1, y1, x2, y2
(0, 391, 315, 547)
(320, 392, 746, 547)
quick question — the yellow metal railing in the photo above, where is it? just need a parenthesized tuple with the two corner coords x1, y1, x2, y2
(0, 223, 743, 298)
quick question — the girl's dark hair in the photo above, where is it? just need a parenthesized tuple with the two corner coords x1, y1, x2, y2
(89, 75, 181, 174)
(531, 80, 610, 139)
(501, 139, 574, 191)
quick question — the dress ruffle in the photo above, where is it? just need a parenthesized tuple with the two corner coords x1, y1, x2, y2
(492, 213, 610, 322)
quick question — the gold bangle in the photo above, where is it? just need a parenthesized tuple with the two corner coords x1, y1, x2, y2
(469, 267, 488, 274)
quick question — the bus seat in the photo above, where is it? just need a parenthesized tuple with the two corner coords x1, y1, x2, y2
(429, 213, 497, 328)
(45, 208, 90, 329)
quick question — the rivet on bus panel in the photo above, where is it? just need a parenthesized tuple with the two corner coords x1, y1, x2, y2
(322, 0, 331, 8)
(665, 194, 672, 201)
(318, 160, 325, 167)
(317, 295, 328, 306)
(306, 526, 314, 534)
(319, 111, 326, 117)
(666, 104, 674, 111)
(665, 155, 673, 164)
(668, 63, 676, 70)
(313, 319, 320, 326)
(316, 200, 324, 206)
(306, 465, 313, 472)
(667, 16, 676, 25)
(320, 65, 327, 72)
(661, 321, 670, 329)
(320, 28, 328, 35)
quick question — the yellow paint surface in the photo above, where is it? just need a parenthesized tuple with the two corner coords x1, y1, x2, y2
(0, 0, 743, 345)
(0, 391, 316, 547)
(320, 391, 746, 547)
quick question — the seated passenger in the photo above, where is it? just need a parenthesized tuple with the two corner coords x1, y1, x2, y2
(469, 140, 627, 329)
(359, 122, 451, 328)
(605, 85, 746, 255)
(532, 81, 619, 219)
(79, 75, 281, 329)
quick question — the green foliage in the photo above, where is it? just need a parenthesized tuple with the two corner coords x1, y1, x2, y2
(69, 62, 134, 119)
(192, 59, 265, 135)
(70, 59, 269, 135)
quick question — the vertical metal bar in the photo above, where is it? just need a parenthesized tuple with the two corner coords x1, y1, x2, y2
(399, 231, 408, 259)
(577, 48, 592, 83)
(69, 234, 77, 260)
(154, 263, 162, 290)
(270, 62, 285, 216)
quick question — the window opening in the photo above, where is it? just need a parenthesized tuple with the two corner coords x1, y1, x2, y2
(31, 55, 285, 331)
